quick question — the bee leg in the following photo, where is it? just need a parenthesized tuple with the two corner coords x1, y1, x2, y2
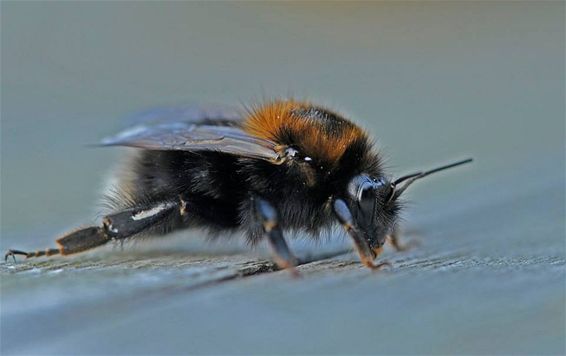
(333, 199, 390, 270)
(5, 199, 182, 262)
(4, 249, 61, 262)
(388, 230, 419, 252)
(4, 226, 110, 262)
(254, 197, 299, 276)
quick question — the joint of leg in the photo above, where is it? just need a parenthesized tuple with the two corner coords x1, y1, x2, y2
(255, 198, 278, 223)
(263, 219, 278, 233)
(343, 223, 355, 233)
(30, 250, 44, 258)
(45, 248, 59, 257)
(179, 196, 188, 216)
(102, 217, 119, 237)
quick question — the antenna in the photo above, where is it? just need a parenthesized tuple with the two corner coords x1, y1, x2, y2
(390, 158, 473, 201)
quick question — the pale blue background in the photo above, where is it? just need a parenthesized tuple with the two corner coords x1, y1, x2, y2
(1, 2, 564, 355)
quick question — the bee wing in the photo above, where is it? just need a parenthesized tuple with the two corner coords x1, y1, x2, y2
(100, 122, 281, 162)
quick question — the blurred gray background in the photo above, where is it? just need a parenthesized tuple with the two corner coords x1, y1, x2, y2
(1, 2, 564, 355)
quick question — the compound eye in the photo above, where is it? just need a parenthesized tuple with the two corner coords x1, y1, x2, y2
(358, 182, 377, 217)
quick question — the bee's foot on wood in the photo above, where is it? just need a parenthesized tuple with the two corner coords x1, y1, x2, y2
(369, 260, 392, 271)
(4, 249, 29, 263)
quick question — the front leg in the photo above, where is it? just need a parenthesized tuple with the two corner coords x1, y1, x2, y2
(388, 230, 419, 252)
(254, 197, 299, 275)
(333, 199, 390, 270)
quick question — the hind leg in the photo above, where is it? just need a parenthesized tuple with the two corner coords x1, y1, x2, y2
(5, 197, 187, 262)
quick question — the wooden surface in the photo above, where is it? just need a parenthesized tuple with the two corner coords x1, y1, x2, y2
(2, 165, 564, 355)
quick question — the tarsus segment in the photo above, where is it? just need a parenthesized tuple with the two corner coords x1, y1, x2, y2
(5, 199, 183, 262)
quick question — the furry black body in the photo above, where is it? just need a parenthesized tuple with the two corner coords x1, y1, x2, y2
(5, 100, 471, 271)
(121, 119, 392, 247)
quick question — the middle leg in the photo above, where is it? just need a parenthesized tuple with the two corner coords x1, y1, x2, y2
(254, 197, 299, 275)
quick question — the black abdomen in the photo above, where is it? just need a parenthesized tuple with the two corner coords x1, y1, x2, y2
(118, 150, 245, 231)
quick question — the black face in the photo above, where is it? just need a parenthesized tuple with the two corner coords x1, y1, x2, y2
(345, 174, 399, 253)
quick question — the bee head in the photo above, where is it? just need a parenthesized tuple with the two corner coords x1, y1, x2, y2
(346, 175, 399, 255)
(346, 158, 473, 257)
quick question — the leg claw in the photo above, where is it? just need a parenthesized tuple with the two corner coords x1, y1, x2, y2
(4, 249, 28, 263)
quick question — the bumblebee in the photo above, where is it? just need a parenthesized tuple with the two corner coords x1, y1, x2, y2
(5, 100, 471, 273)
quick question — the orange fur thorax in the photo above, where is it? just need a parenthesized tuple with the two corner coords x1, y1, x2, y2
(243, 100, 368, 163)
